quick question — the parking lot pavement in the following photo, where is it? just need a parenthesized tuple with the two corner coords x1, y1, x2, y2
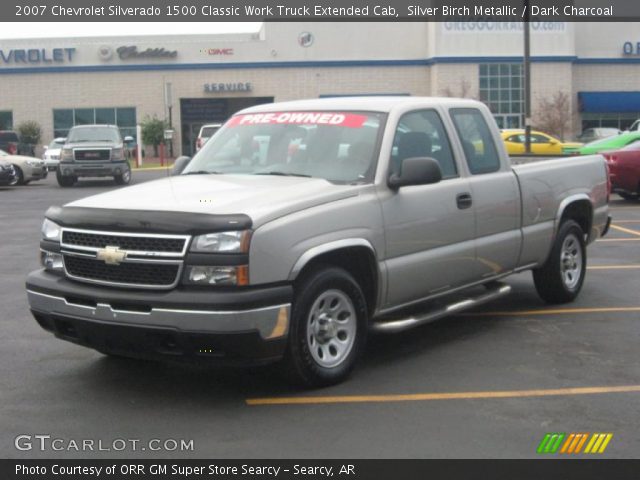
(1, 175, 639, 458)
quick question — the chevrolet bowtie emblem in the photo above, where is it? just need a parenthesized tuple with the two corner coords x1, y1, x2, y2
(96, 246, 127, 265)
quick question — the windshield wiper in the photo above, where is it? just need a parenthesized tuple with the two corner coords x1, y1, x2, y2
(255, 171, 312, 178)
(182, 170, 224, 175)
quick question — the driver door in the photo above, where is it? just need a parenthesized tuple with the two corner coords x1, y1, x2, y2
(379, 109, 477, 310)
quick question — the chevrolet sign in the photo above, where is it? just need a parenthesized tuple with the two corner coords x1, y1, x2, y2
(96, 246, 127, 265)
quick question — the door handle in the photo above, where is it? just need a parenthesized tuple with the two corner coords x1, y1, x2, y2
(456, 192, 473, 210)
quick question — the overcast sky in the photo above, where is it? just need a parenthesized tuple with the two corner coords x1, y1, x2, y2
(0, 22, 263, 40)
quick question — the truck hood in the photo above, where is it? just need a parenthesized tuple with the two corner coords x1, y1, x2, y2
(67, 174, 360, 227)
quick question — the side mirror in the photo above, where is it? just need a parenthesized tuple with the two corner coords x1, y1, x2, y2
(124, 136, 134, 143)
(171, 156, 191, 176)
(388, 157, 442, 190)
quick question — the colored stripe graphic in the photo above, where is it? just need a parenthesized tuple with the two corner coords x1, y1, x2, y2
(539, 433, 613, 454)
(537, 433, 565, 453)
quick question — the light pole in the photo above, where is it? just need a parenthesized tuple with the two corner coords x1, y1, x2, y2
(524, 1, 532, 153)
(164, 82, 174, 158)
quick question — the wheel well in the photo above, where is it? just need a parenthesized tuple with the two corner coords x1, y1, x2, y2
(296, 247, 378, 316)
(560, 200, 592, 236)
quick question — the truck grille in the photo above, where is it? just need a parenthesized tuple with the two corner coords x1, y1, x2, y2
(74, 149, 111, 161)
(60, 228, 190, 289)
(62, 231, 186, 253)
(64, 256, 180, 287)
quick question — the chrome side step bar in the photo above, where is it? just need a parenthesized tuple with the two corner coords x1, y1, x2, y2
(372, 282, 511, 334)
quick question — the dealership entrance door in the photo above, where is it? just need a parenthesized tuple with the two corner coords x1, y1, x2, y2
(180, 97, 273, 156)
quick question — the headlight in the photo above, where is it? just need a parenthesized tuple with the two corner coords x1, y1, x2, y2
(40, 251, 64, 271)
(61, 148, 73, 161)
(26, 160, 41, 166)
(41, 219, 62, 242)
(111, 148, 124, 161)
(185, 265, 248, 286)
(190, 231, 251, 253)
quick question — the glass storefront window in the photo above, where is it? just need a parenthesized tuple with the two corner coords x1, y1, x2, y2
(53, 107, 137, 140)
(581, 113, 640, 132)
(479, 63, 524, 128)
(0, 111, 12, 130)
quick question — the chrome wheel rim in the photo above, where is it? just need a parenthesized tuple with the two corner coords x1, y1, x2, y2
(122, 169, 131, 183)
(306, 289, 357, 368)
(561, 233, 582, 290)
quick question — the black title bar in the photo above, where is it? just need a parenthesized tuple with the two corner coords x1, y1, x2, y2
(5, 0, 640, 22)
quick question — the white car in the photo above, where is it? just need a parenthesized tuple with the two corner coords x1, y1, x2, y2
(42, 138, 66, 171)
(0, 149, 47, 185)
(195, 124, 222, 152)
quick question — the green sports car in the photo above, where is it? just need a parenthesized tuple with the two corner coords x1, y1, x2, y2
(579, 131, 640, 155)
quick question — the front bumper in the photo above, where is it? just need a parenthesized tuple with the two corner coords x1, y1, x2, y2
(59, 161, 128, 178)
(26, 165, 48, 180)
(26, 270, 292, 365)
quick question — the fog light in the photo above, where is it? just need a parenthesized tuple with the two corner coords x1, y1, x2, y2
(40, 251, 64, 271)
(115, 168, 121, 175)
(186, 265, 248, 285)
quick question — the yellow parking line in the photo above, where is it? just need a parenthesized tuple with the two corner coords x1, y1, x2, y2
(597, 238, 640, 243)
(132, 166, 171, 172)
(609, 224, 640, 237)
(587, 265, 640, 270)
(246, 385, 640, 406)
(463, 306, 640, 317)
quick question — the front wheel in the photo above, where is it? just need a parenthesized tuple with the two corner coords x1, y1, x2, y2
(284, 266, 367, 387)
(533, 220, 586, 304)
(56, 169, 75, 187)
(10, 166, 23, 186)
(114, 167, 131, 185)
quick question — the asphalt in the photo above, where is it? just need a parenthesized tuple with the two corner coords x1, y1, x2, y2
(1, 171, 639, 459)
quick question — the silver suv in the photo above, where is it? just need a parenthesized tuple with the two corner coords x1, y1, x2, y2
(57, 125, 132, 187)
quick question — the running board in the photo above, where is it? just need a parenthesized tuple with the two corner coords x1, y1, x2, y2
(372, 282, 512, 334)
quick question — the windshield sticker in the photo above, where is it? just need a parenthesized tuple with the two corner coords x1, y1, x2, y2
(227, 112, 368, 128)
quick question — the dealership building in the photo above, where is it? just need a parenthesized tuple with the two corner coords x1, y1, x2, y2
(1, 22, 640, 156)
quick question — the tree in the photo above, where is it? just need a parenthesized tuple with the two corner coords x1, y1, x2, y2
(16, 120, 42, 147)
(140, 115, 168, 157)
(533, 91, 574, 141)
(440, 79, 475, 99)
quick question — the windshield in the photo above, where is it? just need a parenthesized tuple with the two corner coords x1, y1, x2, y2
(183, 111, 385, 184)
(67, 127, 121, 143)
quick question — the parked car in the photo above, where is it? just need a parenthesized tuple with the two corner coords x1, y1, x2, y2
(602, 142, 640, 201)
(576, 128, 621, 144)
(27, 97, 610, 387)
(57, 125, 132, 187)
(0, 149, 47, 185)
(501, 129, 582, 155)
(42, 137, 66, 171)
(579, 131, 640, 155)
(0, 158, 16, 186)
(0, 130, 34, 156)
(195, 123, 222, 152)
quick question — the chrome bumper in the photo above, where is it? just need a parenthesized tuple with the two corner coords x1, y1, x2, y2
(27, 289, 290, 340)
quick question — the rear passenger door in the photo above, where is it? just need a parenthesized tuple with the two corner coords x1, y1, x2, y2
(380, 109, 477, 309)
(449, 108, 521, 278)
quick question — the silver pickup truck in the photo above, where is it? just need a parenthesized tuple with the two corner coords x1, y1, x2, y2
(26, 97, 611, 386)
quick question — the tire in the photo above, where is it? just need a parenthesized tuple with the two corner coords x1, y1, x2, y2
(618, 192, 638, 201)
(56, 169, 75, 188)
(114, 167, 131, 185)
(10, 166, 23, 186)
(533, 220, 586, 304)
(284, 266, 368, 387)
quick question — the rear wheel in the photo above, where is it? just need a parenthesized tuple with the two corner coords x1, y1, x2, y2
(284, 266, 367, 387)
(533, 220, 586, 304)
(56, 169, 75, 188)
